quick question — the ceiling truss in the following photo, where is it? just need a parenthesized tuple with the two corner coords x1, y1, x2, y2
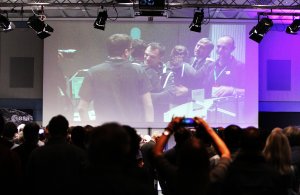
(1, 0, 300, 20)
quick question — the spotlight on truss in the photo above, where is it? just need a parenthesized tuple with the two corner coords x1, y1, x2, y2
(249, 17, 273, 43)
(94, 9, 108, 31)
(189, 9, 204, 33)
(286, 19, 300, 34)
(0, 13, 15, 32)
(27, 14, 54, 39)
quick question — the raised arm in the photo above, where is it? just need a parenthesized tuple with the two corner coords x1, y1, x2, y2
(153, 117, 182, 157)
(77, 99, 90, 122)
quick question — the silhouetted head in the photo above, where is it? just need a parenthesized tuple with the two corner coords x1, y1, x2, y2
(283, 125, 300, 147)
(88, 122, 130, 165)
(241, 126, 263, 154)
(71, 126, 86, 147)
(3, 122, 18, 139)
(48, 115, 69, 137)
(23, 122, 40, 144)
(174, 126, 193, 148)
(223, 124, 242, 151)
(122, 125, 142, 163)
(178, 136, 210, 195)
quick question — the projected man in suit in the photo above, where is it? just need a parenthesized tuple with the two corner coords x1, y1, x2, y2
(190, 37, 215, 97)
(77, 34, 154, 124)
(191, 37, 215, 71)
(142, 42, 175, 122)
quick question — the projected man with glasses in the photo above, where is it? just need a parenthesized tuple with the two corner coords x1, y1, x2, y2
(77, 34, 154, 124)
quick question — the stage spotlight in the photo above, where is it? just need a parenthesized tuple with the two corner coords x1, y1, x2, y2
(189, 9, 204, 33)
(94, 10, 108, 31)
(249, 17, 273, 43)
(286, 19, 300, 34)
(27, 15, 54, 39)
(0, 13, 15, 32)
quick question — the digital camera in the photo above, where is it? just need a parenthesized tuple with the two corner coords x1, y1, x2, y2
(181, 118, 196, 126)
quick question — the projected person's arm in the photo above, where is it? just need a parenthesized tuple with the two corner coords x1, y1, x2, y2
(142, 92, 154, 122)
(77, 99, 90, 122)
(212, 86, 245, 97)
(77, 73, 93, 122)
(151, 74, 175, 104)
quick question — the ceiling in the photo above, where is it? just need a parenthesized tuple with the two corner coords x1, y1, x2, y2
(1, 0, 300, 21)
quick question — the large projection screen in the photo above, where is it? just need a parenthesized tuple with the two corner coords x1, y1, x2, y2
(44, 19, 258, 128)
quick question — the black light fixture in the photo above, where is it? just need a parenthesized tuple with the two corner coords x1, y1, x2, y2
(27, 14, 54, 39)
(286, 19, 300, 34)
(94, 9, 108, 31)
(189, 9, 204, 33)
(249, 17, 273, 43)
(0, 12, 15, 32)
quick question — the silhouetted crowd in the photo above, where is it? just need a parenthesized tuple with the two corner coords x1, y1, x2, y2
(1, 113, 300, 195)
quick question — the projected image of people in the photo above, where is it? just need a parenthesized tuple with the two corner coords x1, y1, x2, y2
(44, 22, 257, 127)
(164, 35, 246, 124)
(77, 34, 154, 124)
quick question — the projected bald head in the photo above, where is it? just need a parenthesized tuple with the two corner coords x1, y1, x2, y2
(216, 36, 235, 59)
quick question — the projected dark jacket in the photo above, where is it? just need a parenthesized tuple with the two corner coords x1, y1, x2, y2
(165, 61, 197, 106)
(79, 58, 152, 123)
(142, 63, 175, 122)
(206, 55, 246, 98)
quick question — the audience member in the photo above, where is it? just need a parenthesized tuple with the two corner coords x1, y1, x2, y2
(12, 122, 41, 175)
(0, 113, 22, 193)
(25, 115, 87, 195)
(83, 122, 156, 195)
(283, 125, 300, 193)
(140, 131, 160, 194)
(2, 121, 19, 149)
(222, 124, 242, 160)
(263, 128, 298, 194)
(159, 125, 193, 195)
(70, 125, 87, 150)
(222, 126, 285, 195)
(153, 117, 231, 195)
